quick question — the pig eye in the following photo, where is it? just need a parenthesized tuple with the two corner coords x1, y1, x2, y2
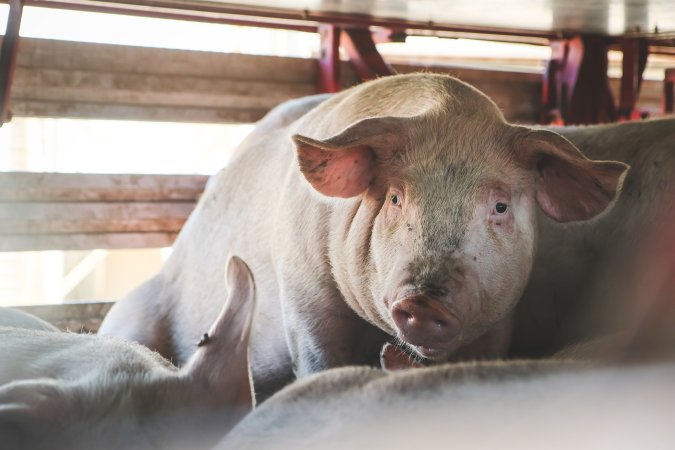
(390, 194, 402, 207)
(495, 203, 508, 214)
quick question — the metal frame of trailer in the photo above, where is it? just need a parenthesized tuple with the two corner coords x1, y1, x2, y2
(1, 0, 675, 127)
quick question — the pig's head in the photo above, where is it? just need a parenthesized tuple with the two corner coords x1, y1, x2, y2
(0, 256, 256, 450)
(293, 73, 629, 361)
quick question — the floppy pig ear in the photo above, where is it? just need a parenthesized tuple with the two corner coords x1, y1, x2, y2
(519, 129, 629, 222)
(183, 255, 256, 413)
(293, 116, 406, 198)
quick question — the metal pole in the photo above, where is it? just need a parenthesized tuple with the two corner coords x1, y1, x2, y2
(0, 0, 23, 126)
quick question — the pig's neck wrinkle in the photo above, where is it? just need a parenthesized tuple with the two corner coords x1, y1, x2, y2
(328, 197, 388, 331)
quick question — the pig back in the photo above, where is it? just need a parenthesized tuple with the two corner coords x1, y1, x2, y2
(160, 95, 336, 395)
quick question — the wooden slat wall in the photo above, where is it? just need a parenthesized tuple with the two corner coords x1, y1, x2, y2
(1, 36, 668, 124)
(4, 37, 553, 123)
(9, 38, 317, 123)
(0, 172, 208, 251)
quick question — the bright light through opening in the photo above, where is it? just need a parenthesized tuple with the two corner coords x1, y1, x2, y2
(0, 5, 319, 57)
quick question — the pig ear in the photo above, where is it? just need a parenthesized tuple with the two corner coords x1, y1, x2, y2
(182, 255, 256, 412)
(293, 116, 406, 198)
(519, 129, 630, 222)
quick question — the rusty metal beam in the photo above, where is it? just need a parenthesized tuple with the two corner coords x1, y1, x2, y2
(0, 0, 23, 126)
(19, 0, 558, 40)
(542, 35, 616, 125)
(317, 24, 340, 93)
(619, 37, 649, 120)
(1, 0, 674, 55)
(17, 0, 318, 32)
(665, 68, 675, 113)
(341, 27, 394, 82)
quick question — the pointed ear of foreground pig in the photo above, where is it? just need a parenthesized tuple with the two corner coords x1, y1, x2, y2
(181, 255, 256, 413)
(519, 129, 630, 222)
(293, 116, 407, 198)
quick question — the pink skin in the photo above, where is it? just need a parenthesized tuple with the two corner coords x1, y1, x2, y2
(292, 87, 625, 367)
(370, 180, 535, 361)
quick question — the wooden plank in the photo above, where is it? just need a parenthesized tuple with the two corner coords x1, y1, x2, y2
(0, 172, 208, 202)
(15, 301, 115, 333)
(12, 67, 316, 109)
(0, 202, 195, 234)
(10, 100, 271, 123)
(0, 232, 179, 251)
(14, 38, 317, 83)
(0, 173, 202, 250)
(6, 37, 666, 125)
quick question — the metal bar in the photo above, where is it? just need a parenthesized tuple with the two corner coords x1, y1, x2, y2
(543, 35, 616, 125)
(665, 68, 675, 113)
(18, 0, 318, 32)
(317, 24, 340, 93)
(17, 0, 559, 40)
(540, 40, 565, 124)
(619, 37, 649, 120)
(571, 35, 616, 124)
(0, 0, 23, 126)
(0, 0, 673, 52)
(341, 27, 394, 81)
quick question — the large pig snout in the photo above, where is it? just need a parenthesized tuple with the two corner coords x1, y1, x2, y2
(390, 295, 460, 350)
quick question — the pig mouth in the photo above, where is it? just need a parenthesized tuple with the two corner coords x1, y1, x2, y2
(405, 339, 463, 361)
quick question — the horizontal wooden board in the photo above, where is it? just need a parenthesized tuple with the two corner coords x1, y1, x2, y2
(3, 36, 670, 124)
(6, 37, 318, 123)
(0, 173, 203, 251)
(12, 68, 316, 109)
(0, 202, 195, 234)
(11, 100, 271, 123)
(15, 301, 115, 333)
(0, 232, 179, 251)
(0, 172, 208, 202)
(15, 38, 317, 83)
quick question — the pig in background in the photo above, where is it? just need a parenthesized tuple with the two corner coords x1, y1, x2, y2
(99, 73, 674, 401)
(0, 256, 255, 450)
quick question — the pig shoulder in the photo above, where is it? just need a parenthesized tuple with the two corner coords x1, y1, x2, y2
(0, 307, 59, 332)
(0, 326, 175, 384)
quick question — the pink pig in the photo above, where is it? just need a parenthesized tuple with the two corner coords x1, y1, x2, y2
(101, 73, 674, 399)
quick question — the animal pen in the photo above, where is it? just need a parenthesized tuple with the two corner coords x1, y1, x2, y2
(1, 0, 673, 326)
(1, 2, 675, 447)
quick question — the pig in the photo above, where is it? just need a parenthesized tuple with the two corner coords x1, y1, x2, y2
(219, 359, 675, 450)
(222, 223, 675, 450)
(0, 256, 255, 450)
(0, 307, 59, 332)
(99, 72, 672, 399)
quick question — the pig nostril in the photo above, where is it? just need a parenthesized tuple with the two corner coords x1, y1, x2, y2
(434, 320, 448, 328)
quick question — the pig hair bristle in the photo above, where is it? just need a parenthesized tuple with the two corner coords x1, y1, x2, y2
(392, 337, 426, 367)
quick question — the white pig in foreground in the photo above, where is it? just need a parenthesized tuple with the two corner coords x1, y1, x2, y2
(0, 256, 255, 450)
(220, 359, 675, 450)
(100, 73, 674, 399)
